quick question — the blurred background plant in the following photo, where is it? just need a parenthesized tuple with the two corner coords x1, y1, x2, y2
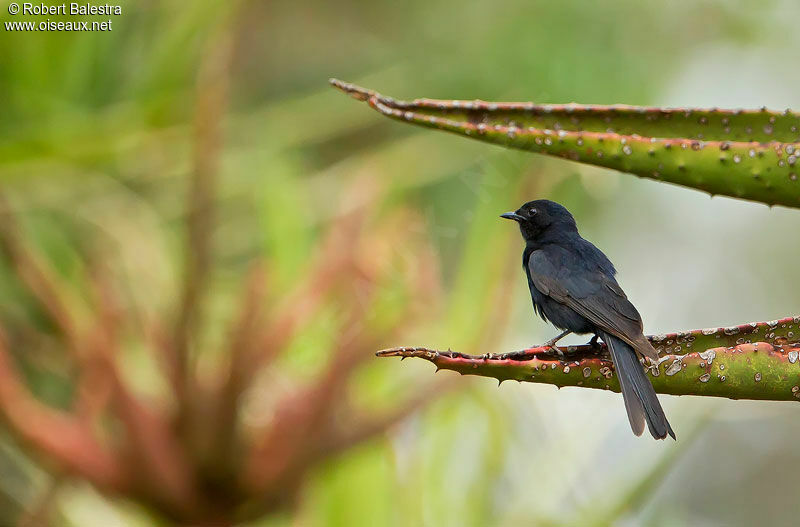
(1, 0, 800, 526)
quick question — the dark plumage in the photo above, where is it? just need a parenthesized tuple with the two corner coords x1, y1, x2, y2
(501, 200, 674, 440)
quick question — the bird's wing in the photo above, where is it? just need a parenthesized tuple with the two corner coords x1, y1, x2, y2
(527, 247, 658, 361)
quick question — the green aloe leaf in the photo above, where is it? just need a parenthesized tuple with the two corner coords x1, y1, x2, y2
(331, 79, 800, 208)
(378, 317, 800, 402)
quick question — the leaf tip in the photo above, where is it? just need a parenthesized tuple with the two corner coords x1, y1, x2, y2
(329, 78, 375, 102)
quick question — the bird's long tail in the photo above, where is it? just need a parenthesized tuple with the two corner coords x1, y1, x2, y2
(601, 332, 675, 440)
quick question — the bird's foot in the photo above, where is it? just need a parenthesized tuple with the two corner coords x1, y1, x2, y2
(540, 336, 566, 359)
(545, 345, 566, 360)
(586, 335, 602, 351)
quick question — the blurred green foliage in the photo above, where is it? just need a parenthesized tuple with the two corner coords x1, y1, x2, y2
(2, 0, 800, 526)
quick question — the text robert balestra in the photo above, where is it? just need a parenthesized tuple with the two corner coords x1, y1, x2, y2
(22, 3, 123, 16)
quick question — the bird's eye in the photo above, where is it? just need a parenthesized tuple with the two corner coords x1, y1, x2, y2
(528, 208, 537, 216)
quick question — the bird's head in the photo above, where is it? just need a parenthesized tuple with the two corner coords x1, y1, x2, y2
(500, 199, 578, 241)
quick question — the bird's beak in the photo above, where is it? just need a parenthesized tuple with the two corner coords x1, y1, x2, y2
(500, 212, 524, 222)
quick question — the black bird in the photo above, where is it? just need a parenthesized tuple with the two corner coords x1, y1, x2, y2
(501, 200, 674, 440)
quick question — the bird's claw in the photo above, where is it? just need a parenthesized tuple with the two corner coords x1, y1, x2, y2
(586, 335, 602, 351)
(546, 345, 566, 359)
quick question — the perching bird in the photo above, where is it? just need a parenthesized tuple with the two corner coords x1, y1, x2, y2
(501, 200, 674, 440)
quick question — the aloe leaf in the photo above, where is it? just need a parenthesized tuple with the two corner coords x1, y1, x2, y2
(331, 79, 800, 208)
(378, 317, 800, 401)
